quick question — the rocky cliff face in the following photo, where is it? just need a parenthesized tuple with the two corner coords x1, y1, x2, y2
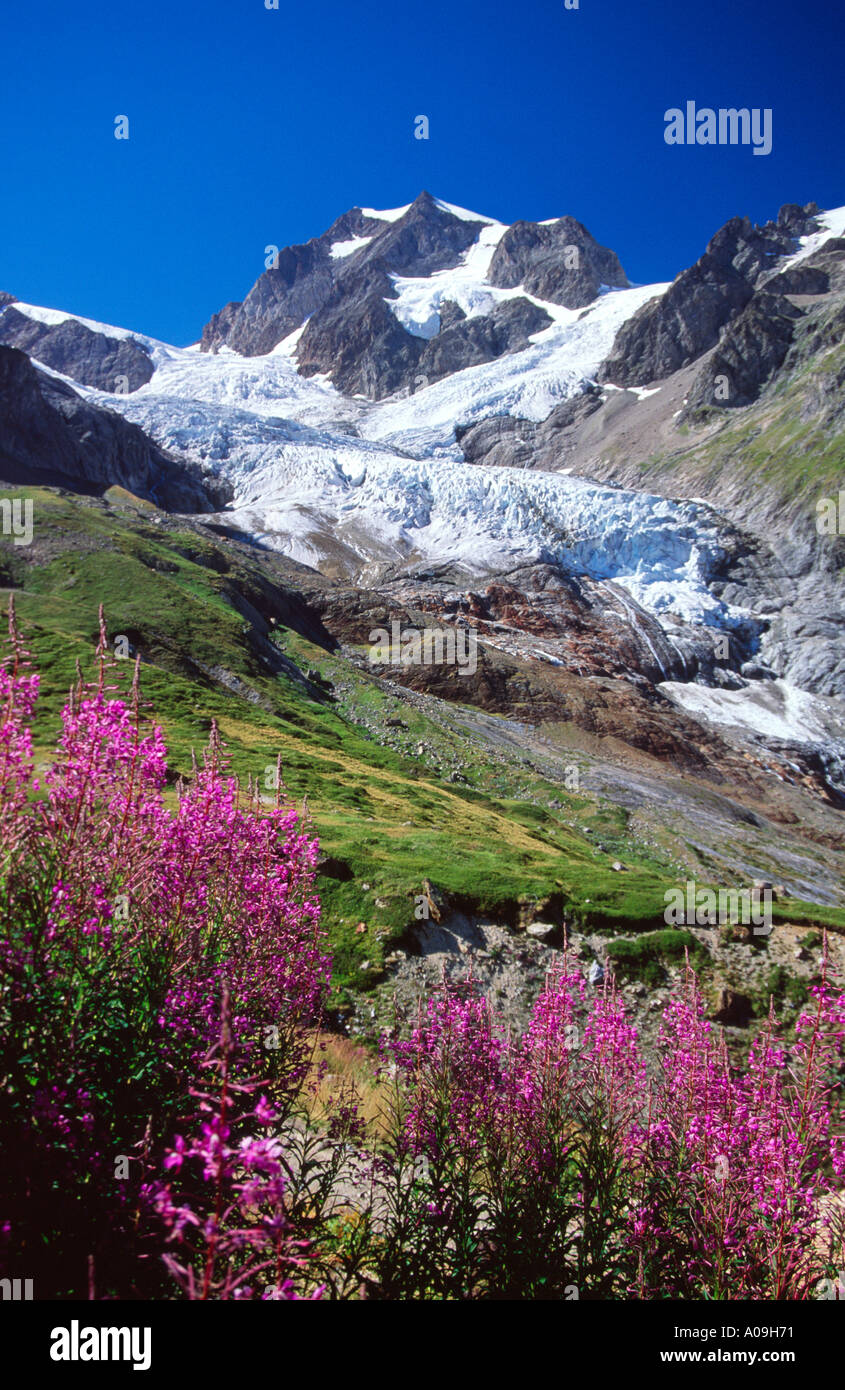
(295, 269, 553, 400)
(488, 215, 628, 307)
(598, 204, 820, 387)
(0, 346, 223, 511)
(682, 292, 802, 416)
(294, 263, 426, 399)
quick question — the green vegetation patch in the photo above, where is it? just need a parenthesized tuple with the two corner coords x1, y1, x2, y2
(606, 929, 709, 987)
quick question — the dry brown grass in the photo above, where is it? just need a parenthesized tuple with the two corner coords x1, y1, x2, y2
(302, 1031, 390, 1138)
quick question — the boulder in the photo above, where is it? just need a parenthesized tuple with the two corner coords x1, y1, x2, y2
(526, 922, 556, 940)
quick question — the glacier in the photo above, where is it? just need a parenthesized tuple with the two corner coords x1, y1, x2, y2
(85, 366, 749, 635)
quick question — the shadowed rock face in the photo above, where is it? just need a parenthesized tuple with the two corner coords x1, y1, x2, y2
(488, 216, 629, 307)
(456, 388, 605, 470)
(297, 285, 556, 405)
(417, 297, 553, 385)
(201, 239, 337, 358)
(764, 263, 830, 296)
(683, 292, 803, 415)
(352, 191, 486, 277)
(598, 203, 821, 387)
(0, 306, 154, 392)
(295, 265, 425, 399)
(0, 346, 224, 511)
(297, 281, 554, 400)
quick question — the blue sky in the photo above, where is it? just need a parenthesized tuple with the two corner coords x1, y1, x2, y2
(2, 0, 843, 345)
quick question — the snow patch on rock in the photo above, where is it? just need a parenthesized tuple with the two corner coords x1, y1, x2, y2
(330, 235, 374, 259)
(660, 677, 845, 750)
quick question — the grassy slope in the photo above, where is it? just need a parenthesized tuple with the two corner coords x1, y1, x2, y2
(2, 485, 843, 1012)
(642, 304, 845, 524)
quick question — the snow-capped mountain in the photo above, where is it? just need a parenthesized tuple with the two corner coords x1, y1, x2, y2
(2, 190, 845, 780)
(0, 233, 735, 635)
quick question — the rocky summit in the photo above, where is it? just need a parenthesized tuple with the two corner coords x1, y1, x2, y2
(2, 189, 845, 1047)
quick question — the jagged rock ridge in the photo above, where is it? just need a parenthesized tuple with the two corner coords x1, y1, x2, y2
(0, 305, 154, 393)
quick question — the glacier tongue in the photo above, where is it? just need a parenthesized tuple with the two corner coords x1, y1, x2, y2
(103, 369, 748, 633)
(232, 455, 746, 632)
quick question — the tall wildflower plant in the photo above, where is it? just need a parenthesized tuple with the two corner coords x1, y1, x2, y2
(143, 984, 323, 1300)
(376, 961, 843, 1300)
(630, 963, 845, 1299)
(375, 979, 505, 1298)
(0, 604, 330, 1297)
(377, 966, 641, 1298)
